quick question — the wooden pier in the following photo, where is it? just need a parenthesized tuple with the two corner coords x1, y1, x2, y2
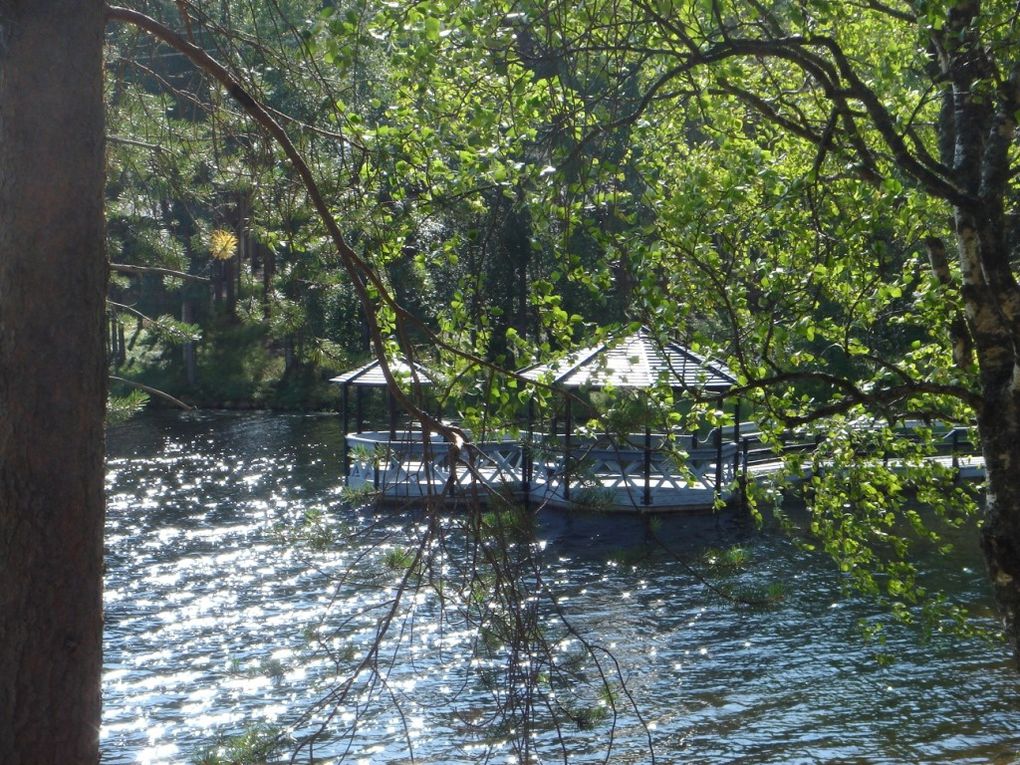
(341, 426, 985, 513)
(332, 329, 984, 513)
(344, 430, 739, 511)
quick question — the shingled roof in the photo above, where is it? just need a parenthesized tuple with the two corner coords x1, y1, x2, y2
(519, 327, 736, 392)
(329, 357, 433, 387)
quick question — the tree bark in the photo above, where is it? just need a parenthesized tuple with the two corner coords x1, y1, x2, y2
(962, 213, 1020, 662)
(182, 297, 198, 387)
(976, 383, 1020, 660)
(0, 3, 108, 763)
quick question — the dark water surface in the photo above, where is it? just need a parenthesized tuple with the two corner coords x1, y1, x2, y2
(102, 411, 1020, 764)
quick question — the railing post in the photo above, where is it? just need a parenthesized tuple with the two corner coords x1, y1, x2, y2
(643, 427, 652, 506)
(564, 398, 572, 503)
(714, 427, 723, 495)
(740, 437, 750, 511)
(341, 384, 350, 486)
(952, 429, 960, 470)
(356, 386, 365, 434)
(387, 392, 398, 441)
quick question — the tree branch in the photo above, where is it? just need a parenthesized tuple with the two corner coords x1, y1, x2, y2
(731, 368, 980, 412)
(107, 134, 166, 152)
(110, 375, 193, 410)
(804, 33, 973, 208)
(111, 262, 210, 283)
(105, 5, 517, 463)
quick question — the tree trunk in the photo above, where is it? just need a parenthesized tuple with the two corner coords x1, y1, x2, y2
(0, 3, 108, 764)
(262, 240, 274, 319)
(224, 255, 237, 314)
(976, 391, 1020, 661)
(956, 208, 1020, 663)
(182, 298, 198, 387)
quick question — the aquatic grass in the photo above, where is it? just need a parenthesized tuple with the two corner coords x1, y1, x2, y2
(566, 702, 609, 731)
(729, 580, 788, 609)
(383, 546, 417, 571)
(191, 723, 285, 765)
(337, 481, 379, 507)
(702, 544, 751, 571)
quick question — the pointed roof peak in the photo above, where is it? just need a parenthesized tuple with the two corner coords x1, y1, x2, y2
(330, 357, 433, 387)
(520, 326, 735, 391)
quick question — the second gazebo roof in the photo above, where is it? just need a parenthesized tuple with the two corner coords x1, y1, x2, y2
(519, 327, 736, 392)
(329, 357, 433, 387)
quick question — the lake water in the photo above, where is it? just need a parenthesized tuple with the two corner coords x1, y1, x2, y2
(102, 411, 1020, 764)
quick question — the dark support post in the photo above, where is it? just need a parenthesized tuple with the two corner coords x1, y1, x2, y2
(356, 385, 365, 434)
(643, 426, 652, 506)
(341, 383, 350, 486)
(564, 397, 572, 502)
(732, 393, 742, 480)
(523, 398, 534, 508)
(740, 437, 750, 510)
(715, 426, 723, 495)
(388, 392, 398, 441)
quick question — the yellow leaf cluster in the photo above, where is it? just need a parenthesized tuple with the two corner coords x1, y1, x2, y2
(210, 229, 238, 261)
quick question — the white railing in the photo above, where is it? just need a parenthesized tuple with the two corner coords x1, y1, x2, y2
(344, 429, 739, 507)
(345, 431, 525, 496)
(529, 439, 737, 506)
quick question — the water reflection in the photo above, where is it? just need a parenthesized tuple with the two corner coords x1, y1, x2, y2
(103, 411, 1020, 763)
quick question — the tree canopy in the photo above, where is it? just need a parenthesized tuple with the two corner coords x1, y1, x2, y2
(102, 0, 1020, 658)
(6, 0, 1019, 760)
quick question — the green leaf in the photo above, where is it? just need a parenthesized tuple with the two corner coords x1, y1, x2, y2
(425, 17, 441, 42)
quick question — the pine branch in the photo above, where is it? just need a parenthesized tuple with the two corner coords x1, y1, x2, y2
(110, 375, 193, 410)
(110, 262, 210, 283)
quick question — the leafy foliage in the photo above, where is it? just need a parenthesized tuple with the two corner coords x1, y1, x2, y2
(104, 1, 1020, 757)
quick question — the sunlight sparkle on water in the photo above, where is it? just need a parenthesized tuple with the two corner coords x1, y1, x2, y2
(136, 743, 178, 764)
(100, 413, 1020, 765)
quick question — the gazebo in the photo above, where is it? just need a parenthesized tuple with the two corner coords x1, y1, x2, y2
(331, 357, 523, 499)
(331, 328, 743, 511)
(330, 357, 435, 488)
(518, 326, 739, 510)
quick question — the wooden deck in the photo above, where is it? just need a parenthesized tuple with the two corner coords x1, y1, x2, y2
(346, 431, 740, 512)
(345, 431, 526, 500)
(342, 427, 986, 513)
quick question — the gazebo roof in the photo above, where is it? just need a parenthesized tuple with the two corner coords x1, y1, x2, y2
(329, 357, 433, 388)
(519, 327, 736, 392)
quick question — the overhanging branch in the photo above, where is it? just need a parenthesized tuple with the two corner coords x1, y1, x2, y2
(106, 4, 463, 450)
(110, 375, 193, 410)
(111, 262, 210, 283)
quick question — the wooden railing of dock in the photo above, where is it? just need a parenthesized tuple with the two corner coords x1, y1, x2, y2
(342, 425, 982, 510)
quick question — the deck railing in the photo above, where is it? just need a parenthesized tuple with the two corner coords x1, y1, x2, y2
(345, 429, 739, 506)
(346, 431, 526, 496)
(541, 442, 739, 506)
(734, 425, 981, 482)
(343, 424, 981, 507)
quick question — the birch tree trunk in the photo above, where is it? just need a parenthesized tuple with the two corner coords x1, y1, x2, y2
(0, 3, 108, 762)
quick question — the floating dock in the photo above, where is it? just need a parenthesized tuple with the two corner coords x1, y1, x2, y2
(342, 428, 985, 513)
(332, 328, 984, 513)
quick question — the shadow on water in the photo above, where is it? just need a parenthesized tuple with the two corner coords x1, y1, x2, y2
(102, 411, 1020, 764)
